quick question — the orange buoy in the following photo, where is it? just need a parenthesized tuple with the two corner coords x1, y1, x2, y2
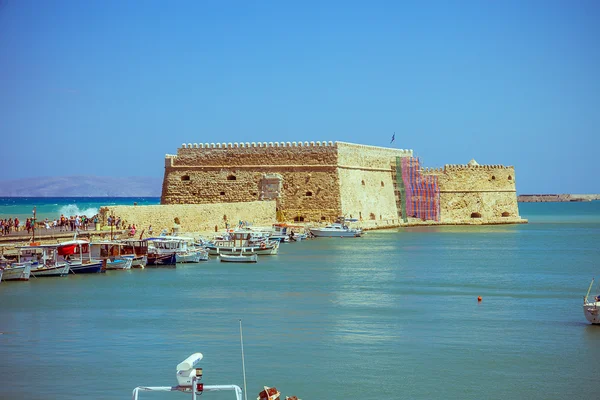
(477, 296, 482, 302)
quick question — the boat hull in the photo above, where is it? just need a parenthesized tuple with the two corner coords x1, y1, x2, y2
(69, 261, 105, 274)
(207, 244, 278, 256)
(105, 258, 133, 270)
(147, 253, 177, 266)
(309, 228, 361, 237)
(1, 263, 32, 281)
(31, 264, 70, 277)
(584, 303, 600, 324)
(176, 251, 208, 263)
(219, 254, 258, 263)
(126, 255, 147, 269)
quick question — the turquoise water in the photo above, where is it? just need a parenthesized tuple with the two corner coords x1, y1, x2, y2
(0, 197, 161, 221)
(1, 201, 599, 400)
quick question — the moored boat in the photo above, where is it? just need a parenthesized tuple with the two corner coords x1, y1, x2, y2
(219, 253, 258, 263)
(308, 222, 361, 238)
(31, 263, 70, 277)
(583, 278, 600, 324)
(207, 231, 279, 256)
(105, 257, 133, 270)
(147, 252, 177, 266)
(1, 262, 31, 281)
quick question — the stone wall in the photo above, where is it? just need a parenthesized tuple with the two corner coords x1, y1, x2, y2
(336, 142, 412, 224)
(429, 164, 523, 223)
(161, 141, 342, 222)
(98, 201, 276, 235)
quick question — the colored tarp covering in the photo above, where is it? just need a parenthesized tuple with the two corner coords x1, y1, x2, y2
(401, 157, 440, 222)
(57, 243, 88, 255)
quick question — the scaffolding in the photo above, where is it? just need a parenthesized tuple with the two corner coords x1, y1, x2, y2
(400, 157, 440, 222)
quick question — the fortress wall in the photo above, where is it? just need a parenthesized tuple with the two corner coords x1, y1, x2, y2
(99, 201, 276, 235)
(336, 142, 412, 169)
(436, 165, 516, 192)
(161, 142, 343, 221)
(438, 192, 522, 224)
(338, 168, 400, 223)
(336, 142, 408, 224)
(432, 164, 522, 223)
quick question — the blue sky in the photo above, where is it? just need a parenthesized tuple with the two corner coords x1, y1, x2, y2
(1, 0, 598, 194)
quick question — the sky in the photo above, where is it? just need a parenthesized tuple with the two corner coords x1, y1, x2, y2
(1, 0, 598, 194)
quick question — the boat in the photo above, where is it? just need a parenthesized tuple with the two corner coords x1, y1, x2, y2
(0, 268, 2, 282)
(269, 224, 306, 242)
(583, 278, 600, 324)
(119, 239, 149, 268)
(0, 262, 31, 281)
(18, 241, 104, 276)
(176, 250, 208, 263)
(206, 231, 279, 256)
(219, 253, 258, 263)
(131, 352, 243, 400)
(308, 221, 362, 238)
(30, 262, 70, 277)
(105, 257, 133, 270)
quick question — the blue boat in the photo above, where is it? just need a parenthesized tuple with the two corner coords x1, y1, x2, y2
(146, 253, 177, 267)
(68, 261, 105, 274)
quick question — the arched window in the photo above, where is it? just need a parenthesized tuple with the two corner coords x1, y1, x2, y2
(293, 216, 305, 222)
(227, 175, 236, 181)
(361, 180, 365, 186)
(381, 181, 385, 187)
(508, 175, 513, 181)
(181, 175, 190, 181)
(471, 212, 482, 218)
(491, 176, 496, 180)
(220, 191, 225, 196)
(502, 212, 510, 217)
(305, 191, 313, 197)
(321, 216, 327, 221)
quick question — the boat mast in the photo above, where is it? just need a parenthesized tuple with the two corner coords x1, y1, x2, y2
(585, 278, 595, 303)
(239, 319, 248, 400)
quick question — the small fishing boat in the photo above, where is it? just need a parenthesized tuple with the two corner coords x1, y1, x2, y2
(0, 262, 31, 281)
(105, 257, 133, 270)
(207, 231, 279, 256)
(309, 222, 361, 238)
(219, 253, 258, 263)
(31, 262, 70, 277)
(147, 252, 177, 266)
(583, 278, 600, 324)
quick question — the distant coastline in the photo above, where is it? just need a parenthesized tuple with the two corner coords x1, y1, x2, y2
(518, 194, 600, 202)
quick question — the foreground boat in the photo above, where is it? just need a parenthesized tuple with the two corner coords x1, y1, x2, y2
(1, 262, 31, 281)
(219, 253, 258, 263)
(31, 263, 70, 277)
(583, 278, 600, 324)
(131, 352, 243, 400)
(105, 257, 133, 270)
(147, 253, 177, 266)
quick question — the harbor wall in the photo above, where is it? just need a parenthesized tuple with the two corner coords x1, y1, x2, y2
(98, 201, 277, 235)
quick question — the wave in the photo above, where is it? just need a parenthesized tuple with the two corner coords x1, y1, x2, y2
(58, 204, 99, 217)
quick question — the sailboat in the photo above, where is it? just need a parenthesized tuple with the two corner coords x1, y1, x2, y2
(583, 278, 600, 324)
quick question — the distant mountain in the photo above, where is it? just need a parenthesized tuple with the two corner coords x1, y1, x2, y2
(0, 176, 162, 197)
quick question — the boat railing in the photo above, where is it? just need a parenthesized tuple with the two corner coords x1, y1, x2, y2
(131, 353, 242, 400)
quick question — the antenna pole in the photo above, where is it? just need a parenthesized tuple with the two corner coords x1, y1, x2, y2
(239, 319, 248, 400)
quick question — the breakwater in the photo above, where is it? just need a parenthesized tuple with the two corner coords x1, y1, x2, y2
(518, 194, 600, 202)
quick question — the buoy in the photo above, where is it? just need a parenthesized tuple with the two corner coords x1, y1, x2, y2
(477, 296, 482, 302)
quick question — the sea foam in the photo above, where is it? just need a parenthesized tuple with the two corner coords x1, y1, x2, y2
(58, 204, 98, 218)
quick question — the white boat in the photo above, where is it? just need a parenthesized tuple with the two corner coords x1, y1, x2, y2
(31, 263, 70, 277)
(1, 262, 31, 281)
(131, 352, 243, 400)
(105, 257, 133, 270)
(207, 231, 279, 256)
(219, 253, 258, 263)
(309, 222, 361, 238)
(176, 250, 208, 263)
(583, 278, 600, 324)
(119, 239, 149, 268)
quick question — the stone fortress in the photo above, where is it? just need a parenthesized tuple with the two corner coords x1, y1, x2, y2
(109, 140, 525, 233)
(100, 140, 525, 233)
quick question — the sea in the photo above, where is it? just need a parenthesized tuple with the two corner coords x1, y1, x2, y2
(1, 198, 599, 400)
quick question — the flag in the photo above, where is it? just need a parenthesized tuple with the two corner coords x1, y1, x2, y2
(390, 133, 395, 144)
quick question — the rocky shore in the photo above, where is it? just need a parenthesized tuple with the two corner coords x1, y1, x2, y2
(518, 194, 600, 202)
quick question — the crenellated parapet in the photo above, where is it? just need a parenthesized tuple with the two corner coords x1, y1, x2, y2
(443, 164, 512, 170)
(179, 140, 336, 149)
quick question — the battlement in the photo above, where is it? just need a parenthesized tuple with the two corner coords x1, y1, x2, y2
(443, 164, 513, 170)
(180, 141, 336, 149)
